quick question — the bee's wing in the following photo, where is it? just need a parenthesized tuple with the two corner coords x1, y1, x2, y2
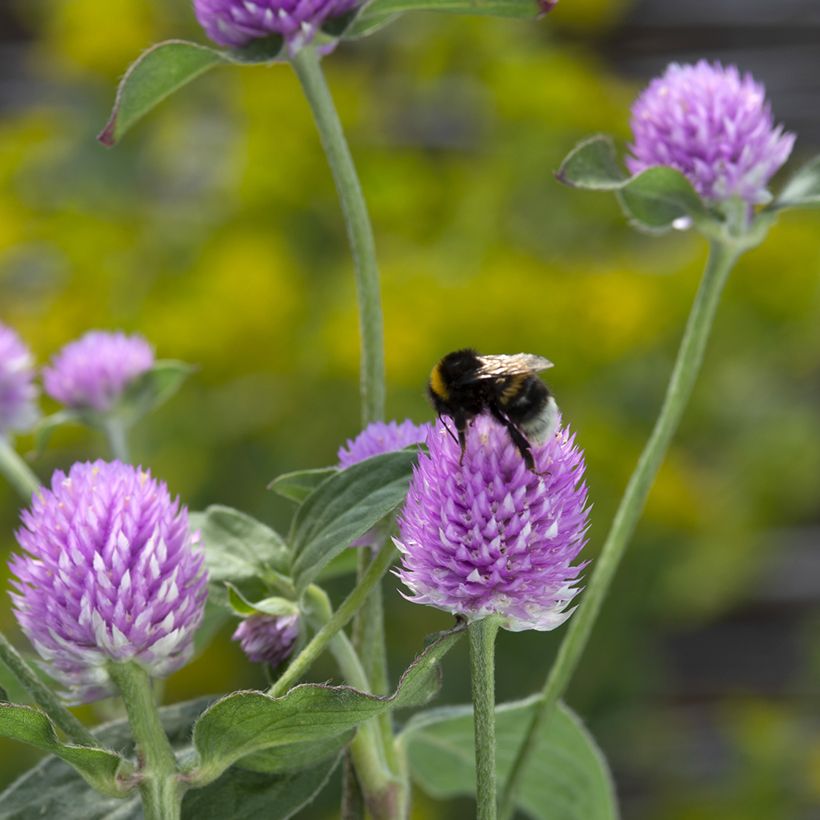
(472, 353, 554, 380)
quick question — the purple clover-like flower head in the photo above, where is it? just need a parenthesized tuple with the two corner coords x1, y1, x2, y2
(9, 461, 208, 703)
(232, 614, 299, 667)
(0, 322, 38, 438)
(395, 415, 589, 632)
(338, 419, 431, 469)
(43, 331, 154, 413)
(627, 61, 795, 205)
(193, 0, 360, 52)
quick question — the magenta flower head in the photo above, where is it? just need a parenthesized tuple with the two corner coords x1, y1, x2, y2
(0, 322, 38, 438)
(338, 419, 431, 469)
(627, 61, 795, 205)
(43, 331, 154, 413)
(193, 0, 360, 52)
(9, 460, 208, 703)
(232, 614, 299, 667)
(395, 415, 589, 632)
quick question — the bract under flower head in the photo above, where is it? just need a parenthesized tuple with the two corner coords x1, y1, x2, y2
(0, 322, 38, 438)
(193, 0, 360, 52)
(337, 419, 430, 469)
(9, 460, 208, 703)
(396, 415, 589, 632)
(43, 331, 154, 413)
(232, 614, 299, 667)
(627, 60, 795, 205)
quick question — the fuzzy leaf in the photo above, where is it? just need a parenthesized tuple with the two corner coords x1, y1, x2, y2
(0, 704, 128, 800)
(234, 734, 353, 774)
(190, 505, 290, 583)
(289, 449, 418, 592)
(772, 155, 820, 210)
(191, 624, 464, 785)
(268, 467, 338, 503)
(401, 696, 618, 820)
(557, 134, 708, 233)
(225, 584, 298, 619)
(344, 0, 541, 38)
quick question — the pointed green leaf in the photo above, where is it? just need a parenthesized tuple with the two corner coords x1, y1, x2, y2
(190, 505, 291, 583)
(0, 704, 129, 799)
(772, 155, 820, 210)
(344, 0, 541, 39)
(401, 696, 617, 820)
(117, 360, 194, 423)
(33, 409, 81, 454)
(289, 449, 418, 592)
(234, 733, 353, 774)
(557, 134, 709, 233)
(268, 467, 338, 503)
(191, 624, 464, 785)
(225, 584, 298, 619)
(99, 40, 229, 146)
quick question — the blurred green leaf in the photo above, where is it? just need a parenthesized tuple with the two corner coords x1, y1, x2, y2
(181, 754, 341, 819)
(224, 583, 298, 619)
(99, 40, 230, 146)
(268, 467, 338, 503)
(0, 704, 129, 799)
(344, 0, 541, 38)
(33, 410, 81, 454)
(772, 155, 820, 210)
(557, 134, 707, 233)
(289, 450, 417, 592)
(191, 624, 463, 785)
(190, 505, 291, 584)
(118, 360, 194, 425)
(401, 696, 617, 820)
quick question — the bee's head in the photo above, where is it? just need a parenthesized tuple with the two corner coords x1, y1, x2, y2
(427, 349, 481, 414)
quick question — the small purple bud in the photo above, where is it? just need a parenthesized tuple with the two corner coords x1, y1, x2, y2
(43, 331, 154, 413)
(395, 415, 589, 632)
(628, 60, 795, 205)
(232, 614, 299, 667)
(193, 0, 361, 53)
(9, 460, 208, 703)
(337, 419, 430, 469)
(0, 322, 38, 438)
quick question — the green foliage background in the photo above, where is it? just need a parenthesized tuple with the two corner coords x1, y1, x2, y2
(1, 0, 819, 816)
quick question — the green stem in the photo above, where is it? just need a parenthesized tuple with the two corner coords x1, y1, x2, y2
(499, 240, 741, 819)
(0, 633, 98, 747)
(104, 419, 130, 463)
(268, 544, 398, 698)
(0, 437, 40, 501)
(290, 46, 385, 426)
(469, 617, 501, 820)
(108, 662, 181, 820)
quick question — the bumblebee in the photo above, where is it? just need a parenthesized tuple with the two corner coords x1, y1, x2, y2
(427, 348, 559, 471)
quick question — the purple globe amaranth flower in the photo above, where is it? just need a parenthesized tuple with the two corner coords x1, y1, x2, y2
(627, 60, 795, 205)
(43, 331, 154, 413)
(9, 460, 208, 703)
(193, 0, 360, 52)
(0, 322, 38, 438)
(338, 419, 431, 469)
(232, 613, 299, 667)
(395, 414, 589, 632)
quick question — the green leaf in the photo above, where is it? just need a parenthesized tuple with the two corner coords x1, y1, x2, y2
(289, 449, 418, 592)
(117, 360, 194, 423)
(0, 704, 129, 799)
(401, 696, 618, 820)
(191, 624, 464, 785)
(0, 698, 212, 819)
(557, 134, 708, 233)
(268, 467, 338, 503)
(234, 734, 352, 774)
(772, 155, 820, 210)
(181, 755, 341, 820)
(190, 505, 291, 584)
(99, 40, 229, 147)
(344, 0, 541, 39)
(225, 584, 298, 619)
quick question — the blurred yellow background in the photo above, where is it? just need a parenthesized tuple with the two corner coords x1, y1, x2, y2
(1, 0, 819, 817)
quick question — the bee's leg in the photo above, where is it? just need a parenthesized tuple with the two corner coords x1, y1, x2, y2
(457, 425, 467, 465)
(489, 404, 536, 471)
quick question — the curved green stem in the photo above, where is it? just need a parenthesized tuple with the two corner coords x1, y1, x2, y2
(469, 617, 501, 820)
(0, 633, 98, 747)
(0, 437, 40, 501)
(499, 240, 741, 819)
(290, 46, 385, 426)
(108, 662, 181, 820)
